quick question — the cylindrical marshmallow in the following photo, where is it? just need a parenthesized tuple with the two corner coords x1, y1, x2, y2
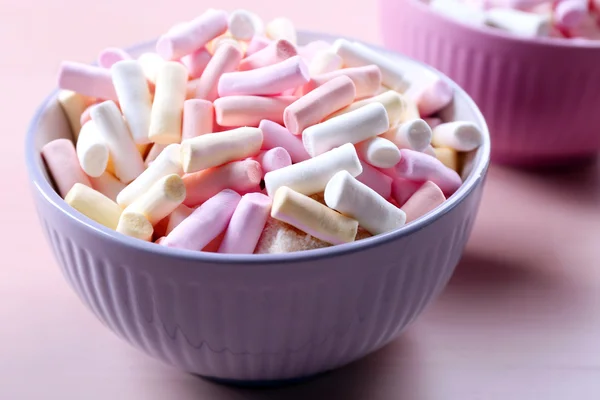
(302, 102, 389, 157)
(98, 47, 131, 68)
(228, 9, 263, 40)
(182, 99, 214, 140)
(57, 61, 118, 100)
(327, 90, 406, 127)
(356, 161, 393, 199)
(391, 177, 423, 207)
(125, 174, 186, 225)
(429, 0, 487, 27)
(265, 17, 297, 44)
(297, 40, 331, 63)
(116, 211, 154, 241)
(309, 50, 343, 76)
(218, 56, 310, 97)
(89, 172, 126, 202)
(148, 62, 188, 144)
(42, 138, 92, 198)
(264, 142, 363, 197)
(111, 60, 153, 145)
(156, 9, 229, 60)
(218, 193, 272, 254)
(424, 117, 442, 129)
(181, 127, 263, 173)
(324, 170, 406, 235)
(213, 95, 296, 126)
(256, 147, 292, 173)
(209, 36, 248, 56)
(163, 189, 241, 251)
(137, 52, 165, 84)
(283, 75, 356, 135)
(423, 144, 436, 157)
(144, 143, 167, 167)
(355, 137, 401, 168)
(193, 44, 243, 101)
(65, 183, 122, 229)
(239, 39, 297, 71)
(255, 217, 330, 254)
(181, 47, 212, 79)
(271, 186, 358, 245)
(259, 119, 310, 163)
(165, 204, 194, 235)
(76, 120, 109, 178)
(554, 0, 587, 29)
(432, 121, 483, 151)
(116, 143, 183, 207)
(415, 77, 453, 117)
(394, 149, 463, 195)
(246, 36, 271, 56)
(382, 118, 432, 152)
(485, 8, 551, 37)
(305, 65, 382, 99)
(183, 159, 262, 206)
(401, 181, 446, 223)
(90, 101, 145, 183)
(332, 40, 408, 92)
(57, 90, 91, 140)
(400, 99, 421, 123)
(433, 147, 459, 172)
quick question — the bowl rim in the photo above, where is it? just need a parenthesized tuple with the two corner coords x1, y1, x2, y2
(399, 0, 600, 49)
(25, 31, 491, 266)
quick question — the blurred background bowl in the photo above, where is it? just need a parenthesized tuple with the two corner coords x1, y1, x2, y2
(380, 0, 600, 166)
(25, 32, 490, 384)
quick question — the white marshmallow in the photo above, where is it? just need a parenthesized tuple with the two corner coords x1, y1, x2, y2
(326, 90, 407, 127)
(90, 101, 145, 183)
(264, 142, 362, 197)
(355, 137, 401, 168)
(432, 121, 483, 151)
(324, 170, 406, 235)
(76, 120, 109, 178)
(111, 60, 153, 145)
(137, 52, 165, 84)
(302, 102, 389, 157)
(116, 143, 183, 207)
(309, 50, 343, 76)
(382, 118, 432, 152)
(228, 9, 263, 40)
(485, 8, 551, 37)
(125, 174, 186, 225)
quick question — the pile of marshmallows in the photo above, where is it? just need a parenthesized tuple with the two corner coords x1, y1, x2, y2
(43, 8, 483, 255)
(427, 0, 600, 40)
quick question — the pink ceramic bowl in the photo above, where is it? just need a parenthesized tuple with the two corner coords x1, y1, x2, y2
(380, 0, 600, 165)
(26, 32, 490, 384)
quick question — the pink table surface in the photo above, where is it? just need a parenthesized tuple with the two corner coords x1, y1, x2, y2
(2, 1, 600, 398)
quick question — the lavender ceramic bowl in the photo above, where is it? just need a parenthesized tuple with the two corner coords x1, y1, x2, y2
(26, 32, 490, 384)
(380, 0, 600, 166)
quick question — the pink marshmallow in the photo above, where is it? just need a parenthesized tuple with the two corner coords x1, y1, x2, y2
(259, 120, 310, 163)
(554, 0, 588, 29)
(356, 161, 393, 200)
(415, 78, 453, 117)
(97, 47, 131, 68)
(162, 189, 241, 251)
(424, 117, 443, 129)
(182, 99, 214, 140)
(181, 47, 212, 79)
(394, 149, 462, 195)
(217, 56, 310, 97)
(256, 147, 292, 173)
(401, 181, 446, 223)
(391, 178, 424, 207)
(214, 95, 297, 126)
(58, 61, 118, 101)
(218, 193, 272, 254)
(239, 39, 298, 71)
(192, 44, 243, 101)
(156, 9, 229, 60)
(297, 40, 331, 62)
(246, 36, 272, 56)
(304, 65, 382, 99)
(42, 138, 92, 198)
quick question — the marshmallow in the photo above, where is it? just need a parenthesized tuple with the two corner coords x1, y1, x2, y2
(302, 102, 389, 157)
(485, 8, 551, 36)
(148, 62, 188, 144)
(400, 98, 421, 123)
(57, 90, 91, 140)
(297, 40, 331, 62)
(332, 39, 408, 92)
(144, 143, 167, 167)
(57, 61, 118, 101)
(401, 181, 446, 223)
(424, 117, 443, 129)
(433, 147, 459, 171)
(259, 120, 311, 163)
(181, 47, 212, 79)
(265, 17, 297, 44)
(256, 147, 292, 173)
(264, 142, 362, 197)
(163, 189, 241, 251)
(42, 138, 92, 198)
(356, 160, 393, 199)
(423, 145, 437, 157)
(90, 101, 145, 183)
(116, 211, 153, 241)
(305, 65, 382, 99)
(271, 186, 358, 245)
(255, 217, 330, 253)
(89, 172, 126, 202)
(65, 183, 122, 229)
(382, 118, 432, 152)
(182, 99, 214, 140)
(327, 90, 406, 127)
(137, 52, 165, 84)
(415, 77, 453, 117)
(116, 143, 182, 207)
(218, 56, 310, 97)
(228, 9, 262, 40)
(554, 0, 587, 29)
(355, 137, 401, 168)
(391, 178, 423, 207)
(284, 75, 356, 135)
(246, 36, 271, 56)
(214, 95, 296, 126)
(111, 60, 153, 145)
(394, 149, 463, 195)
(98, 47, 131, 68)
(429, 0, 487, 27)
(181, 127, 263, 173)
(309, 50, 343, 76)
(125, 174, 186, 225)
(324, 170, 406, 235)
(192, 44, 243, 101)
(208, 36, 248, 56)
(239, 39, 297, 71)
(165, 204, 194, 235)
(156, 9, 229, 60)
(432, 121, 483, 151)
(218, 193, 272, 254)
(76, 120, 109, 178)
(183, 159, 262, 206)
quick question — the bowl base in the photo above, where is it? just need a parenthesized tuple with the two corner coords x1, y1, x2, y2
(200, 370, 330, 388)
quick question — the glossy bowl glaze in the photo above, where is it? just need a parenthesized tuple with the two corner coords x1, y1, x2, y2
(380, 0, 600, 166)
(25, 31, 490, 384)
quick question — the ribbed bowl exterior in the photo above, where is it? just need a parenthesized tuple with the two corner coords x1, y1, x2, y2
(380, 0, 600, 165)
